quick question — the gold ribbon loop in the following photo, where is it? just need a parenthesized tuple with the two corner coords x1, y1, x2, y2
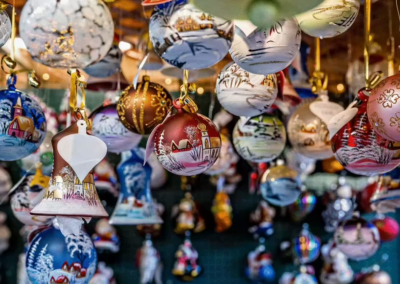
(366, 71, 383, 90)
(1, 55, 41, 88)
(0, 1, 9, 12)
(179, 70, 198, 113)
(310, 70, 328, 95)
(68, 69, 91, 129)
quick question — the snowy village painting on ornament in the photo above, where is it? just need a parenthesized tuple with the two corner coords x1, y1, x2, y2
(26, 226, 97, 284)
(110, 148, 163, 225)
(233, 115, 286, 163)
(0, 76, 46, 161)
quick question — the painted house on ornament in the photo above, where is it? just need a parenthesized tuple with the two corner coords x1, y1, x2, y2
(198, 123, 221, 160)
(171, 139, 193, 153)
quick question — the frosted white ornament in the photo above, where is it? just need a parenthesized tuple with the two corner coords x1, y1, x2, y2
(0, 10, 11, 48)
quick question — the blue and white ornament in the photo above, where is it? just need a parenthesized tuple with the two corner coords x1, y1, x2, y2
(84, 45, 122, 78)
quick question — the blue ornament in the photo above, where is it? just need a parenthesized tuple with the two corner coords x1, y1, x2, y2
(293, 225, 321, 264)
(26, 226, 97, 284)
(0, 75, 46, 161)
(246, 245, 275, 283)
(83, 45, 122, 78)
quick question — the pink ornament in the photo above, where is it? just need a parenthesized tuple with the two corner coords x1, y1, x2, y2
(368, 73, 400, 141)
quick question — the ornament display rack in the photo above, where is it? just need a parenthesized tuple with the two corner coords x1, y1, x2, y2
(0, 89, 398, 283)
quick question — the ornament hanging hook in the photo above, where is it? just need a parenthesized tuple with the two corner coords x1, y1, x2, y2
(364, 0, 371, 89)
(68, 69, 91, 129)
(310, 37, 328, 95)
(179, 70, 198, 113)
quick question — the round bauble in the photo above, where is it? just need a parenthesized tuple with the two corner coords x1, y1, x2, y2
(0, 10, 11, 48)
(84, 44, 122, 78)
(90, 103, 142, 153)
(289, 190, 317, 222)
(152, 100, 221, 176)
(358, 271, 392, 284)
(204, 134, 234, 176)
(216, 62, 278, 116)
(368, 73, 400, 141)
(334, 215, 380, 261)
(117, 76, 172, 135)
(233, 115, 286, 163)
(0, 76, 46, 161)
(293, 226, 321, 264)
(296, 0, 360, 38)
(372, 216, 399, 242)
(26, 226, 97, 284)
(230, 19, 301, 75)
(285, 148, 316, 177)
(19, 0, 114, 68)
(331, 89, 400, 176)
(149, 0, 234, 70)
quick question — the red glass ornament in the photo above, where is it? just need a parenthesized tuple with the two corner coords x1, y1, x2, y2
(372, 216, 400, 242)
(331, 89, 400, 176)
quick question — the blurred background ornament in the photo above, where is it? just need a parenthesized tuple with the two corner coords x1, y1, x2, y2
(369, 176, 400, 213)
(0, 5, 11, 48)
(89, 262, 116, 284)
(216, 62, 278, 117)
(249, 200, 275, 239)
(357, 270, 392, 284)
(245, 240, 275, 283)
(288, 188, 317, 222)
(230, 19, 301, 75)
(147, 153, 168, 189)
(211, 191, 232, 232)
(322, 156, 344, 173)
(92, 219, 120, 253)
(285, 148, 316, 179)
(19, 0, 114, 68)
(149, 0, 234, 70)
(0, 166, 12, 201)
(260, 160, 300, 207)
(334, 213, 380, 261)
(296, 0, 360, 38)
(172, 233, 202, 281)
(137, 238, 163, 284)
(233, 115, 286, 163)
(172, 192, 205, 234)
(137, 199, 165, 238)
(290, 266, 318, 284)
(320, 241, 354, 284)
(0, 212, 10, 255)
(204, 134, 234, 176)
(93, 159, 118, 198)
(372, 215, 399, 242)
(117, 76, 172, 136)
(293, 224, 321, 264)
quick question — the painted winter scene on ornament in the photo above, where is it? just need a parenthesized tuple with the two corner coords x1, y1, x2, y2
(230, 19, 301, 75)
(91, 103, 142, 153)
(0, 78, 46, 161)
(26, 226, 97, 284)
(153, 112, 221, 176)
(110, 148, 163, 225)
(19, 0, 114, 68)
(0, 10, 11, 48)
(216, 62, 278, 117)
(204, 134, 234, 176)
(233, 115, 286, 163)
(149, 0, 234, 70)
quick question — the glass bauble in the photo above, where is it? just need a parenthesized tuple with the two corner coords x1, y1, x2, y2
(368, 73, 400, 141)
(26, 226, 97, 284)
(233, 115, 286, 163)
(331, 89, 400, 176)
(149, 0, 234, 70)
(204, 134, 234, 176)
(372, 216, 399, 242)
(320, 241, 354, 284)
(260, 161, 300, 206)
(19, 0, 114, 68)
(84, 44, 122, 78)
(117, 76, 172, 135)
(289, 190, 317, 222)
(0, 10, 11, 48)
(230, 19, 301, 75)
(90, 103, 142, 153)
(216, 62, 278, 117)
(293, 225, 321, 264)
(288, 100, 337, 160)
(358, 271, 392, 284)
(296, 0, 360, 38)
(334, 215, 380, 261)
(152, 100, 221, 176)
(0, 76, 46, 161)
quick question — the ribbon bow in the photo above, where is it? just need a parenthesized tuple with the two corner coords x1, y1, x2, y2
(310, 70, 328, 95)
(68, 69, 91, 129)
(179, 70, 198, 113)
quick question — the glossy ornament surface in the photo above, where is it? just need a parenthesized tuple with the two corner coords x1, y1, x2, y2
(246, 245, 275, 283)
(334, 215, 380, 261)
(249, 200, 276, 239)
(204, 134, 234, 176)
(0, 10, 11, 48)
(84, 44, 122, 78)
(372, 216, 399, 242)
(331, 89, 400, 176)
(368, 73, 400, 141)
(233, 115, 286, 163)
(293, 225, 321, 264)
(0, 76, 46, 161)
(230, 19, 301, 75)
(149, 0, 234, 70)
(91, 103, 142, 153)
(172, 238, 201, 281)
(216, 63, 278, 116)
(289, 190, 317, 222)
(26, 226, 97, 284)
(117, 76, 172, 135)
(211, 191, 232, 232)
(19, 0, 114, 68)
(296, 0, 360, 38)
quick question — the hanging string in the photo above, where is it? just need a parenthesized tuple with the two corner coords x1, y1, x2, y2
(315, 37, 320, 72)
(310, 37, 328, 95)
(179, 70, 198, 113)
(388, 0, 395, 75)
(68, 69, 91, 129)
(11, 0, 15, 62)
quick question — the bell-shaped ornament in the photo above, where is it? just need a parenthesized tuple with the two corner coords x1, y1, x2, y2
(110, 148, 163, 225)
(31, 120, 108, 218)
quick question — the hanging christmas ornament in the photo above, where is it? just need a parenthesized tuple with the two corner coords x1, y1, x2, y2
(369, 176, 400, 214)
(0, 3, 11, 48)
(0, 76, 46, 161)
(334, 213, 380, 261)
(230, 19, 301, 75)
(320, 241, 354, 284)
(291, 266, 318, 284)
(117, 76, 172, 136)
(149, 0, 234, 70)
(358, 270, 392, 284)
(137, 199, 165, 238)
(93, 159, 118, 197)
(322, 156, 344, 173)
(360, 177, 383, 213)
(372, 215, 399, 242)
(204, 134, 234, 176)
(216, 62, 279, 117)
(285, 148, 316, 178)
(19, 0, 114, 68)
(147, 153, 168, 189)
(172, 192, 206, 234)
(211, 191, 232, 233)
(260, 160, 301, 207)
(249, 200, 276, 239)
(233, 115, 286, 163)
(0, 212, 10, 255)
(137, 237, 163, 284)
(11, 163, 53, 226)
(90, 102, 142, 153)
(293, 224, 321, 264)
(289, 189, 317, 222)
(26, 226, 97, 284)
(89, 262, 116, 284)
(172, 233, 202, 281)
(110, 148, 163, 225)
(0, 166, 11, 201)
(296, 0, 360, 38)
(91, 219, 120, 253)
(245, 241, 275, 283)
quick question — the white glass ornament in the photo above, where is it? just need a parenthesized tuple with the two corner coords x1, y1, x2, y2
(0, 10, 11, 48)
